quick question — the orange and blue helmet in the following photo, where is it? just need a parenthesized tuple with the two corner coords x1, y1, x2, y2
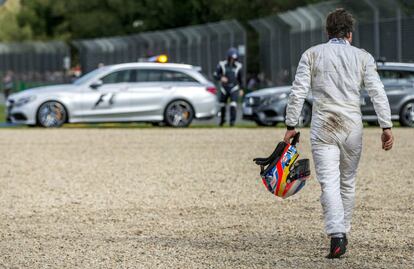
(254, 132, 310, 199)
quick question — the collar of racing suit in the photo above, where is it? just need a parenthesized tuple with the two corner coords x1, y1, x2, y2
(328, 38, 350, 45)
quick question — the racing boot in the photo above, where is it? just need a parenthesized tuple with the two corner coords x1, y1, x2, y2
(326, 234, 348, 259)
(230, 105, 237, 127)
(219, 106, 226, 126)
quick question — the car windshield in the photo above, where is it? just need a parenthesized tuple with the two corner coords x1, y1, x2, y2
(73, 67, 110, 85)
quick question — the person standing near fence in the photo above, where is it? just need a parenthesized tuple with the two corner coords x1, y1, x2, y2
(214, 48, 244, 127)
(283, 8, 394, 259)
(2, 70, 14, 100)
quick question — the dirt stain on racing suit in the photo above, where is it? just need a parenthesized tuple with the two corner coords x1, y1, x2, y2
(324, 112, 346, 133)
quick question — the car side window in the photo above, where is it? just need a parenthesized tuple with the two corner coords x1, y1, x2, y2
(136, 69, 161, 82)
(136, 69, 197, 83)
(378, 70, 413, 86)
(101, 70, 136, 84)
(161, 70, 197, 82)
(405, 71, 414, 80)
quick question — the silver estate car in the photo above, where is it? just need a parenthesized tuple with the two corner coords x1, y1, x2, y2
(243, 62, 414, 127)
(6, 63, 218, 127)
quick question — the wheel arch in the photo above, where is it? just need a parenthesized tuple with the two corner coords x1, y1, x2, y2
(283, 100, 313, 115)
(398, 98, 414, 127)
(163, 98, 196, 119)
(399, 98, 414, 111)
(283, 100, 313, 125)
(300, 101, 312, 126)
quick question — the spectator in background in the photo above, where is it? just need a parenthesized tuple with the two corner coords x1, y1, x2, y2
(246, 73, 260, 93)
(276, 69, 290, 86)
(70, 65, 82, 82)
(257, 72, 272, 88)
(2, 70, 14, 100)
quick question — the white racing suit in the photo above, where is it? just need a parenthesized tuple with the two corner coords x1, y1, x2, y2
(285, 38, 392, 235)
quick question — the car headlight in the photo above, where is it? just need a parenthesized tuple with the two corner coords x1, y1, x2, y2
(278, 93, 288, 100)
(14, 96, 36, 107)
(246, 96, 255, 105)
(263, 93, 288, 105)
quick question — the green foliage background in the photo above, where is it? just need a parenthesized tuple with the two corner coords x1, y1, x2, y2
(0, 0, 31, 41)
(1, 0, 323, 41)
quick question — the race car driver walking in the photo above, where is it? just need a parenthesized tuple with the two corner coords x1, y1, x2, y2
(283, 9, 394, 258)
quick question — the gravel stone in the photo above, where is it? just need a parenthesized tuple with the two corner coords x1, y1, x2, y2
(0, 128, 412, 268)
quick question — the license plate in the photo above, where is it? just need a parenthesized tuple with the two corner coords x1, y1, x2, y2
(243, 107, 253, 115)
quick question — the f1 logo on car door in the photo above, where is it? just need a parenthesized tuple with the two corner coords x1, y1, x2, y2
(81, 68, 137, 121)
(80, 82, 131, 121)
(93, 92, 116, 109)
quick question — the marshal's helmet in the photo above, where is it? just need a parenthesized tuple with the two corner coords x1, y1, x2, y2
(227, 47, 239, 60)
(253, 132, 310, 199)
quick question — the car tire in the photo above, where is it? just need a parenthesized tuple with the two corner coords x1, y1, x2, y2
(255, 119, 277, 127)
(151, 122, 166, 127)
(297, 102, 312, 127)
(164, 100, 194, 127)
(37, 101, 67, 128)
(399, 101, 414, 127)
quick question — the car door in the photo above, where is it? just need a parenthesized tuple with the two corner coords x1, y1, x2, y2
(362, 69, 410, 117)
(385, 70, 414, 115)
(80, 69, 136, 122)
(126, 69, 176, 120)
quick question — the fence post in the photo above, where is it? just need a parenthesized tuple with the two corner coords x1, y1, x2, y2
(298, 7, 316, 45)
(363, 0, 380, 59)
(308, 5, 326, 42)
(260, 20, 276, 83)
(396, 3, 402, 62)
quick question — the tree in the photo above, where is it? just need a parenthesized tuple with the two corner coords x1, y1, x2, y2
(0, 0, 31, 42)
(14, 0, 326, 41)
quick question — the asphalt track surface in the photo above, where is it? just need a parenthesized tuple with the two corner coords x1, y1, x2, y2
(0, 128, 412, 268)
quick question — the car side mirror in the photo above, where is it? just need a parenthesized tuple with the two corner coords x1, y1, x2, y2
(90, 80, 103, 89)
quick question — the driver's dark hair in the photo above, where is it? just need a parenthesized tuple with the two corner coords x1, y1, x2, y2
(326, 8, 355, 39)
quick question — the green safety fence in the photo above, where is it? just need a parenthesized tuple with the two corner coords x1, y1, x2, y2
(4, 81, 56, 92)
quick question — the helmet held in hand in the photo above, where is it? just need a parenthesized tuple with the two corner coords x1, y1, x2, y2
(253, 132, 310, 199)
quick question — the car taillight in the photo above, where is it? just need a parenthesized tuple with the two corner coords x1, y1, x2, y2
(206, 86, 217, 95)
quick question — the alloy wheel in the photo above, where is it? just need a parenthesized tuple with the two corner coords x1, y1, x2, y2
(165, 101, 194, 127)
(38, 101, 67, 127)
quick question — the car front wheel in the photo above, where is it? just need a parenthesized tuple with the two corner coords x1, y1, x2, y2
(297, 102, 312, 127)
(399, 101, 414, 127)
(255, 119, 277, 127)
(37, 101, 67, 128)
(164, 100, 194, 127)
